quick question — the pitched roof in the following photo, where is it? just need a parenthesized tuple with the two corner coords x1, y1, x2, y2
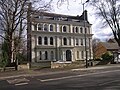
(32, 10, 89, 22)
(107, 39, 117, 43)
(100, 42, 119, 50)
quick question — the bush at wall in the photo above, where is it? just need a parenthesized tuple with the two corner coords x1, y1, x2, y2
(101, 52, 113, 61)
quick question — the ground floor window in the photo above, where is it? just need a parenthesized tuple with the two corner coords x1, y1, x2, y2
(39, 51, 42, 60)
(77, 51, 79, 59)
(51, 51, 54, 60)
(45, 51, 48, 60)
(81, 51, 84, 59)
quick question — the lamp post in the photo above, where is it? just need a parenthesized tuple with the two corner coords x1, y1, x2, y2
(82, 0, 89, 68)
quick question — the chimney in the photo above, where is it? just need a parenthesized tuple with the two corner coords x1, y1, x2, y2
(83, 10, 88, 21)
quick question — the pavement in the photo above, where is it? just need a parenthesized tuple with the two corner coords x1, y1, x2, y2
(0, 64, 120, 80)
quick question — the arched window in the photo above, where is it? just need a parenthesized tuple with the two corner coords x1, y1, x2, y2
(63, 38, 67, 45)
(76, 27, 79, 33)
(81, 39, 83, 45)
(85, 27, 87, 33)
(34, 23, 37, 30)
(72, 27, 75, 33)
(77, 51, 79, 59)
(39, 51, 42, 60)
(63, 26, 67, 32)
(44, 24, 48, 31)
(38, 36, 42, 45)
(51, 51, 54, 60)
(80, 27, 83, 33)
(38, 23, 43, 30)
(50, 25, 53, 31)
(76, 38, 79, 45)
(44, 37, 48, 45)
(45, 51, 48, 60)
(81, 51, 84, 59)
(50, 37, 53, 45)
(69, 37, 71, 45)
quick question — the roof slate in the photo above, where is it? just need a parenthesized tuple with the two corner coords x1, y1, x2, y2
(100, 42, 119, 50)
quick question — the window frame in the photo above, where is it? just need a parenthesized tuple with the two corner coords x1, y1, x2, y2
(50, 51, 54, 60)
(45, 51, 48, 60)
(75, 27, 79, 33)
(44, 24, 48, 31)
(81, 51, 84, 59)
(39, 51, 42, 60)
(38, 23, 43, 31)
(76, 38, 79, 45)
(44, 37, 48, 45)
(63, 37, 67, 45)
(38, 36, 42, 45)
(63, 26, 67, 32)
(50, 37, 53, 45)
(77, 51, 79, 59)
(50, 24, 53, 31)
(80, 27, 83, 33)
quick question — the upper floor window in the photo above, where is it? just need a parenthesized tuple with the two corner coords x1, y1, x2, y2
(50, 37, 53, 45)
(76, 38, 79, 45)
(63, 26, 67, 32)
(44, 37, 48, 45)
(45, 51, 48, 60)
(72, 27, 75, 33)
(80, 27, 83, 33)
(81, 39, 83, 45)
(34, 23, 37, 30)
(76, 27, 79, 33)
(50, 25, 53, 31)
(69, 37, 71, 45)
(39, 16, 43, 19)
(38, 36, 42, 45)
(44, 24, 48, 31)
(85, 27, 87, 33)
(38, 24, 43, 30)
(63, 37, 67, 45)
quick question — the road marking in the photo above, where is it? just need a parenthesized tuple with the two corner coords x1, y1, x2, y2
(40, 70, 120, 82)
(7, 78, 29, 84)
(99, 80, 120, 86)
(15, 82, 28, 86)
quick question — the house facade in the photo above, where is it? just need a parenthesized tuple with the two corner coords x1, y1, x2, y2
(94, 42, 120, 63)
(29, 11, 93, 64)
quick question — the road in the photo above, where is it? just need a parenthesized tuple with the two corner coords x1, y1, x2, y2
(0, 68, 120, 90)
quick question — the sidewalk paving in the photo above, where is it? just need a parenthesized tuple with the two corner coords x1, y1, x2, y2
(0, 64, 120, 80)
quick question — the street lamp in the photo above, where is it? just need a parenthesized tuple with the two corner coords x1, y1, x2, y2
(82, 0, 89, 68)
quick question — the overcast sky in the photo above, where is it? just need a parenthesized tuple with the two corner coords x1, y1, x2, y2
(50, 0, 113, 41)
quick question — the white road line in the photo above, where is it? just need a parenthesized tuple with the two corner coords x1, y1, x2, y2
(15, 82, 28, 86)
(99, 80, 120, 86)
(7, 78, 29, 84)
(40, 70, 120, 82)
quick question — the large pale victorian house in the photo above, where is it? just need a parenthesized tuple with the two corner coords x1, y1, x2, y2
(28, 10, 93, 67)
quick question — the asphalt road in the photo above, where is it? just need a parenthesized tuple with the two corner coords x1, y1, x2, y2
(0, 68, 120, 90)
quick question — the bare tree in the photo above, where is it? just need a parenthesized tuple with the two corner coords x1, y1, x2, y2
(92, 38, 101, 59)
(0, 0, 52, 69)
(0, 0, 29, 65)
(90, 0, 120, 47)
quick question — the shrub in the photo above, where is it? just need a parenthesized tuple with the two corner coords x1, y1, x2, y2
(101, 52, 113, 61)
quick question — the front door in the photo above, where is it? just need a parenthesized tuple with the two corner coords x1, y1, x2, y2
(66, 50, 71, 61)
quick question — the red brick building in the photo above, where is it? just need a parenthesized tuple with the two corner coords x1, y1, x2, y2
(94, 42, 119, 59)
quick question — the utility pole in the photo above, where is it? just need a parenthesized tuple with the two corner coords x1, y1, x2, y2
(82, 0, 89, 68)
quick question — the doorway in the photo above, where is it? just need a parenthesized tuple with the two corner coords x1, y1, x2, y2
(66, 50, 72, 61)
